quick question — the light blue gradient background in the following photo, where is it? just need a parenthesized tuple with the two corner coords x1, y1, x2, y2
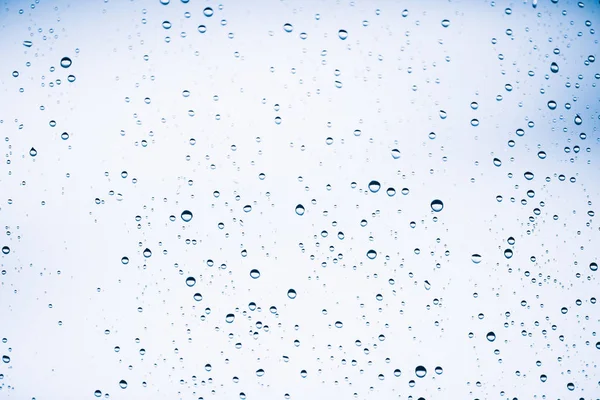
(1, 0, 599, 399)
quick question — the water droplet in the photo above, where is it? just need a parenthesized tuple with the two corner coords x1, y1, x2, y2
(471, 118, 479, 126)
(203, 7, 214, 17)
(435, 366, 443, 375)
(441, 19, 450, 27)
(540, 374, 547, 382)
(561, 307, 568, 314)
(493, 158, 502, 167)
(121, 256, 129, 265)
(524, 171, 534, 180)
(295, 204, 305, 216)
(335, 321, 343, 328)
(29, 147, 37, 157)
(60, 57, 72, 68)
(537, 151, 547, 159)
(394, 369, 401, 377)
(470, 101, 479, 110)
(243, 205, 252, 213)
(225, 313, 235, 323)
(391, 149, 400, 159)
(162, 20, 172, 29)
(590, 262, 598, 271)
(283, 23, 293, 33)
(430, 199, 444, 212)
(504, 249, 513, 259)
(250, 269, 261, 279)
(193, 293, 203, 301)
(415, 366, 427, 378)
(386, 187, 396, 197)
(2, 355, 10, 363)
(198, 25, 207, 33)
(186, 277, 196, 287)
(368, 180, 381, 193)
(366, 250, 377, 260)
(2, 246, 10, 255)
(567, 382, 575, 391)
(353, 129, 361, 136)
(547, 100, 557, 110)
(471, 254, 482, 264)
(338, 29, 348, 40)
(287, 289, 297, 299)
(119, 380, 128, 389)
(94, 390, 102, 398)
(23, 40, 32, 47)
(550, 62, 559, 73)
(143, 248, 152, 258)
(486, 331, 496, 342)
(181, 210, 193, 222)
(574, 114, 582, 125)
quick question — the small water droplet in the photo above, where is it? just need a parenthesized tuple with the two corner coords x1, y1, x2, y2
(504, 249, 513, 259)
(283, 23, 293, 33)
(203, 7, 214, 17)
(574, 114, 582, 125)
(471, 254, 482, 264)
(391, 149, 400, 159)
(335, 321, 343, 328)
(441, 19, 450, 27)
(338, 29, 348, 40)
(29, 147, 37, 157)
(23, 40, 32, 47)
(537, 151, 547, 159)
(550, 62, 559, 73)
(2, 355, 10, 363)
(295, 204, 305, 216)
(121, 256, 129, 265)
(143, 248, 152, 258)
(225, 313, 235, 323)
(256, 368, 265, 377)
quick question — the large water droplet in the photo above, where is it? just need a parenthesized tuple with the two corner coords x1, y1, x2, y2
(283, 23, 293, 33)
(547, 100, 557, 110)
(225, 313, 235, 323)
(338, 29, 348, 40)
(203, 7, 214, 17)
(574, 114, 582, 125)
(181, 210, 193, 222)
(2, 246, 10, 255)
(368, 180, 381, 193)
(504, 249, 513, 259)
(60, 57, 72, 68)
(471, 254, 482, 264)
(415, 366, 427, 378)
(121, 256, 129, 265)
(2, 355, 10, 363)
(441, 19, 450, 27)
(250, 269, 261, 279)
(550, 62, 559, 73)
(29, 147, 37, 157)
(143, 248, 152, 258)
(287, 289, 297, 299)
(391, 149, 400, 159)
(486, 331, 496, 342)
(295, 204, 305, 216)
(119, 380, 128, 389)
(186, 277, 196, 287)
(590, 262, 598, 271)
(430, 199, 444, 212)
(366, 249, 377, 259)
